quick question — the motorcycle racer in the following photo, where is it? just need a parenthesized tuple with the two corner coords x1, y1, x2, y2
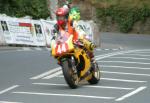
(50, 3, 100, 88)
(51, 5, 96, 63)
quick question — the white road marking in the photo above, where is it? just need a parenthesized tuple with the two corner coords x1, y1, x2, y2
(32, 83, 134, 90)
(22, 47, 31, 51)
(98, 61, 150, 65)
(96, 48, 123, 51)
(123, 54, 150, 57)
(34, 48, 42, 51)
(95, 49, 150, 60)
(109, 57, 150, 60)
(30, 67, 61, 79)
(101, 78, 147, 83)
(0, 85, 19, 94)
(0, 101, 22, 103)
(13, 91, 115, 100)
(102, 71, 150, 77)
(42, 70, 62, 79)
(115, 86, 147, 101)
(100, 65, 150, 70)
(95, 48, 102, 51)
(56, 76, 147, 83)
(17, 49, 24, 52)
(135, 51, 150, 54)
(104, 49, 109, 50)
(56, 75, 65, 77)
(112, 49, 119, 51)
(85, 85, 133, 90)
(30, 49, 150, 80)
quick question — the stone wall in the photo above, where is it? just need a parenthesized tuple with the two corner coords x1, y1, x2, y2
(97, 17, 150, 34)
(131, 18, 150, 34)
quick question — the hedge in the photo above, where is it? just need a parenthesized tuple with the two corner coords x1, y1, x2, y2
(0, 0, 49, 19)
(96, 5, 150, 32)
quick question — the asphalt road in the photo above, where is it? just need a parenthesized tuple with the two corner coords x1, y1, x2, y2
(0, 32, 150, 103)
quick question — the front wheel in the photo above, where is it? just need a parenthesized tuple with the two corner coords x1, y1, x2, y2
(88, 62, 100, 84)
(62, 59, 79, 89)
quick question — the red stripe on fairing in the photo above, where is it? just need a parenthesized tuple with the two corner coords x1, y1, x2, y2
(19, 23, 32, 27)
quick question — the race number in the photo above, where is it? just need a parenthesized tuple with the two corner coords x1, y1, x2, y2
(56, 43, 68, 55)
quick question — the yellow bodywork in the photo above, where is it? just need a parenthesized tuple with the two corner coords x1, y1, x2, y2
(74, 48, 91, 77)
(51, 35, 91, 78)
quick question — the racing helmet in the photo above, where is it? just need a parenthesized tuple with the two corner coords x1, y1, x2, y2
(56, 7, 69, 26)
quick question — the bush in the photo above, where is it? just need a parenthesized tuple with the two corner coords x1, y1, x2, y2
(95, 0, 150, 33)
(96, 6, 150, 33)
(0, 0, 50, 19)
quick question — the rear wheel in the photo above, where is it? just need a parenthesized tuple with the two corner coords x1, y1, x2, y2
(62, 59, 79, 89)
(88, 62, 100, 84)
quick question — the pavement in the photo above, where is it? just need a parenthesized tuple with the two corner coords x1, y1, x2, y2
(0, 45, 22, 51)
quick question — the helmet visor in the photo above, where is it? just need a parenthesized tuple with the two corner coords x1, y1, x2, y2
(57, 16, 66, 21)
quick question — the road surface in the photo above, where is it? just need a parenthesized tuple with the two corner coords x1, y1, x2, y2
(0, 32, 150, 103)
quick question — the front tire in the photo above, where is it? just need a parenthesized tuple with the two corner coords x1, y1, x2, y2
(62, 59, 79, 89)
(88, 62, 100, 84)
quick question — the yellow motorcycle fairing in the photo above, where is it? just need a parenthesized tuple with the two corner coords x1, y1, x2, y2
(55, 44, 91, 78)
(73, 48, 91, 77)
(51, 34, 92, 79)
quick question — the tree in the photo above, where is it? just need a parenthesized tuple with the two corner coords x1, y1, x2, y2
(0, 0, 50, 19)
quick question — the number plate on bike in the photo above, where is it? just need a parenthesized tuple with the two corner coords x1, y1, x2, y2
(55, 43, 69, 55)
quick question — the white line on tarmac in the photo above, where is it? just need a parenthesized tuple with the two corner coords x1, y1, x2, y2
(56, 76, 147, 83)
(100, 65, 150, 70)
(30, 49, 150, 80)
(32, 83, 134, 90)
(30, 67, 61, 79)
(17, 49, 24, 52)
(42, 71, 62, 79)
(101, 78, 147, 83)
(135, 51, 150, 54)
(109, 57, 150, 60)
(22, 47, 31, 51)
(95, 48, 102, 51)
(0, 85, 19, 94)
(13, 91, 115, 100)
(34, 48, 42, 51)
(102, 71, 150, 77)
(95, 49, 150, 60)
(0, 101, 22, 103)
(98, 61, 150, 65)
(115, 86, 147, 101)
(56, 75, 65, 77)
(122, 54, 150, 57)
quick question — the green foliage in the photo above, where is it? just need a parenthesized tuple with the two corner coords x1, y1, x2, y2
(0, 0, 49, 19)
(96, 5, 150, 33)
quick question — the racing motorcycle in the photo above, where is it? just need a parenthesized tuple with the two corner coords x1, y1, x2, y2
(51, 30, 100, 89)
